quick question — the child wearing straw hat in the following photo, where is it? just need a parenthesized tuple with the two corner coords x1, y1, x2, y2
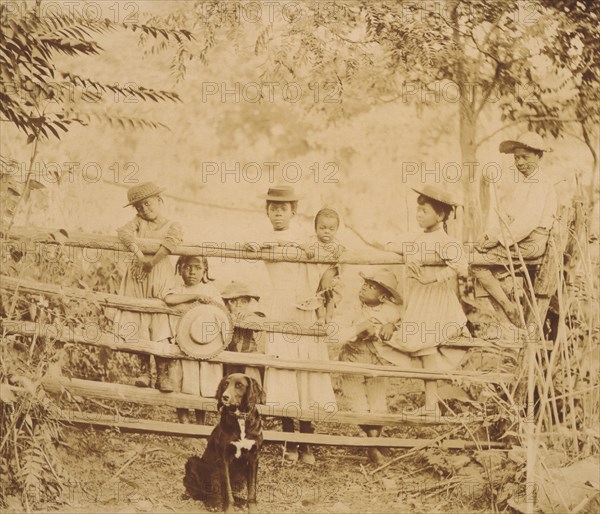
(115, 182, 182, 389)
(249, 185, 338, 465)
(473, 131, 558, 327)
(338, 268, 403, 465)
(221, 280, 265, 385)
(384, 183, 469, 415)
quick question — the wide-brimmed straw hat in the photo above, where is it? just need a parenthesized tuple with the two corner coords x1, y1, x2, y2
(176, 303, 233, 359)
(124, 182, 165, 207)
(262, 185, 299, 201)
(499, 131, 552, 154)
(411, 183, 463, 207)
(221, 281, 260, 301)
(359, 269, 403, 305)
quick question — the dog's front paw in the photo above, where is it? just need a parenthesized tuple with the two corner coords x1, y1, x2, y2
(247, 501, 258, 514)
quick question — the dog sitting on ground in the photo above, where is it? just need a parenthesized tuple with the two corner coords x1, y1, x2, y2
(183, 373, 265, 513)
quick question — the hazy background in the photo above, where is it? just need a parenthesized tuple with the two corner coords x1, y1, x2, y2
(1, 0, 596, 309)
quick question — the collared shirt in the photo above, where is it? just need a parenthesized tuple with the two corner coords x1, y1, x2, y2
(488, 171, 557, 247)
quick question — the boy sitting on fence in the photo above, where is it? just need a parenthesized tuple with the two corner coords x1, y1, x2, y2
(473, 131, 558, 328)
(338, 268, 403, 466)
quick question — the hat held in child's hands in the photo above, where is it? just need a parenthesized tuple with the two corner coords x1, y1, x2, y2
(359, 269, 403, 305)
(124, 182, 165, 207)
(221, 281, 260, 301)
(176, 303, 233, 359)
(262, 185, 299, 201)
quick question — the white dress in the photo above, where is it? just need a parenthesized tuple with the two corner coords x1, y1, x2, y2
(260, 224, 338, 412)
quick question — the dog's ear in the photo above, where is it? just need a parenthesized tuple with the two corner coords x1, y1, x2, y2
(242, 376, 265, 411)
(215, 376, 228, 410)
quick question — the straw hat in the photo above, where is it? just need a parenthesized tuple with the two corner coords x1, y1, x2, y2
(262, 185, 299, 201)
(410, 183, 463, 207)
(176, 303, 233, 359)
(499, 131, 552, 154)
(359, 269, 403, 305)
(124, 182, 165, 207)
(221, 281, 260, 301)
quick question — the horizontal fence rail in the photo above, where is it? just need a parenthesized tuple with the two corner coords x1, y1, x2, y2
(3, 321, 515, 384)
(0, 276, 327, 337)
(42, 376, 490, 426)
(54, 411, 508, 448)
(2, 226, 545, 266)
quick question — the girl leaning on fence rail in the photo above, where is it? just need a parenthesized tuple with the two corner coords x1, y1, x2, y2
(163, 255, 224, 424)
(246, 185, 338, 466)
(383, 184, 470, 416)
(114, 182, 182, 390)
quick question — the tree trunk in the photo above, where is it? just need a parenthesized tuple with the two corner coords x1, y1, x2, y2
(452, 5, 482, 242)
(458, 101, 481, 241)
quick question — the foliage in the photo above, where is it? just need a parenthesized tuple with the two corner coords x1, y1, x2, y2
(0, 2, 192, 231)
(0, 332, 66, 510)
(143, 0, 598, 236)
(0, 3, 190, 140)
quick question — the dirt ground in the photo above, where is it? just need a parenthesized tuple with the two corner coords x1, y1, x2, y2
(43, 426, 483, 514)
(9, 379, 508, 514)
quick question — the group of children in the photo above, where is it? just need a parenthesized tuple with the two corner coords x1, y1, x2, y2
(114, 131, 557, 466)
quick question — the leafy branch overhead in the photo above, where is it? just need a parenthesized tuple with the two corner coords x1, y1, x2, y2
(0, 4, 193, 140)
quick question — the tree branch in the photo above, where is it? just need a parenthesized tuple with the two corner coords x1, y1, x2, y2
(476, 117, 585, 148)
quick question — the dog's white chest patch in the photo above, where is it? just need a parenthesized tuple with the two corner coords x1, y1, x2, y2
(231, 413, 255, 459)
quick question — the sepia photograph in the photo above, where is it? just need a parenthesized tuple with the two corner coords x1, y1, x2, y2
(1, 1, 599, 513)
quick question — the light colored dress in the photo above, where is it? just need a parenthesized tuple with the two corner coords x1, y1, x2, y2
(115, 216, 182, 341)
(386, 228, 468, 369)
(261, 224, 338, 412)
(164, 282, 224, 397)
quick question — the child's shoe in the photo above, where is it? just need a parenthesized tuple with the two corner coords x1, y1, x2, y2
(177, 408, 191, 424)
(283, 444, 299, 463)
(133, 355, 152, 387)
(367, 447, 386, 466)
(298, 444, 315, 465)
(195, 410, 206, 425)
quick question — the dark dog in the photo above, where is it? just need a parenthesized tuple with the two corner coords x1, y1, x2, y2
(184, 373, 265, 513)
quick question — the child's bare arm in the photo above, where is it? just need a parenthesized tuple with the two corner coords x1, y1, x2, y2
(299, 241, 315, 259)
(379, 322, 396, 341)
(164, 293, 212, 306)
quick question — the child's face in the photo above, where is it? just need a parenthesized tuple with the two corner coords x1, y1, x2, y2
(315, 216, 338, 243)
(180, 260, 205, 286)
(416, 202, 444, 231)
(134, 195, 161, 221)
(226, 296, 252, 315)
(513, 148, 540, 178)
(359, 280, 387, 306)
(267, 202, 294, 231)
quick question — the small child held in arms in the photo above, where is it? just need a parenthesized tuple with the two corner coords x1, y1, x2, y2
(300, 208, 346, 323)
(221, 280, 265, 385)
(248, 185, 337, 465)
(338, 268, 402, 466)
(163, 255, 223, 424)
(116, 182, 182, 389)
